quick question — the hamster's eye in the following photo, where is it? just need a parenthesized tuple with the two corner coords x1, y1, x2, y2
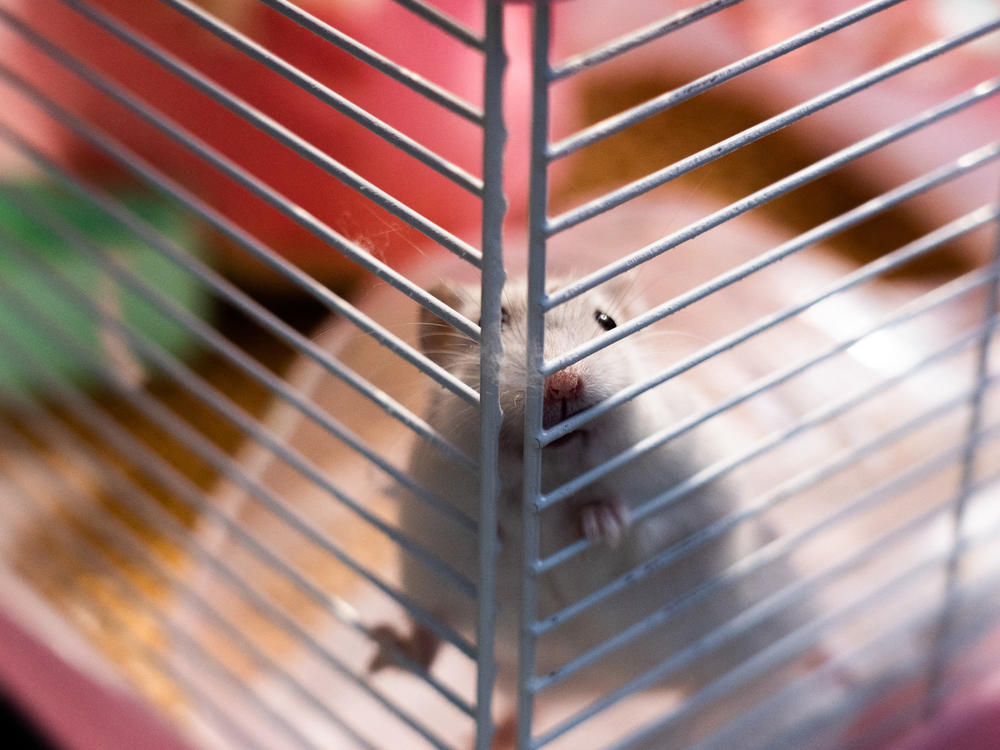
(478, 306, 510, 328)
(595, 310, 617, 331)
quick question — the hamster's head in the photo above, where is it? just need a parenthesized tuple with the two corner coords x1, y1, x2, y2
(419, 277, 649, 454)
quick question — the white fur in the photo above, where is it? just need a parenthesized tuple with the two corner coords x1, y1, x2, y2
(390, 278, 824, 742)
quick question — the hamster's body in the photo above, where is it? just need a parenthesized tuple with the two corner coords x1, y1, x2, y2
(377, 277, 818, 730)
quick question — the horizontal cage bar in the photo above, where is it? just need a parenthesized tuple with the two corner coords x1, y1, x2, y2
(0, 272, 476, 663)
(541, 261, 997, 506)
(0, 349, 470, 715)
(0, 123, 476, 476)
(0, 61, 482, 405)
(537, 309, 1000, 572)
(547, 18, 1000, 235)
(544, 83, 1000, 314)
(532, 395, 1000, 701)
(0, 181, 477, 542)
(541, 198, 999, 382)
(549, 0, 747, 81)
(162, 0, 479, 123)
(0, 420, 383, 749)
(548, 0, 908, 160)
(0, 463, 316, 750)
(609, 498, 1000, 750)
(8, 396, 474, 720)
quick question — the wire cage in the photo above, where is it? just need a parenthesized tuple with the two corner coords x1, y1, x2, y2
(0, 1, 998, 749)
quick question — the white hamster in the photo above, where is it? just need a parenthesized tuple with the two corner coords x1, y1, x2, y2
(370, 277, 825, 742)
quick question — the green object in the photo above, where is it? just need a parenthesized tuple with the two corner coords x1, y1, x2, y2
(0, 182, 208, 400)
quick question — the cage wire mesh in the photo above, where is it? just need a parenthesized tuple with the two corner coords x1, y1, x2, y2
(0, 0, 998, 749)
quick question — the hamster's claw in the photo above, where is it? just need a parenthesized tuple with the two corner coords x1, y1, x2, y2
(580, 497, 629, 548)
(368, 622, 440, 674)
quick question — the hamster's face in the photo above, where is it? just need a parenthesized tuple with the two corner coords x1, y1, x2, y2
(419, 278, 647, 451)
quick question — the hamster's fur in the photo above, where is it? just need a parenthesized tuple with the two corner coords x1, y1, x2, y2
(371, 277, 826, 741)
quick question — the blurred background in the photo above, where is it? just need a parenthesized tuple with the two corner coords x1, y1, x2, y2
(0, 1, 998, 748)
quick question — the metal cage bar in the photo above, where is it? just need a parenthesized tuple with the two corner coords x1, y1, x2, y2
(235, 0, 484, 117)
(648, 529, 996, 750)
(0, 444, 318, 749)
(517, 3, 553, 747)
(537, 310, 998, 575)
(0, 417, 378, 750)
(548, 17, 1000, 234)
(543, 202, 999, 378)
(533, 391, 1000, 701)
(549, 0, 746, 80)
(0, 184, 477, 587)
(924, 182, 1000, 711)
(383, 0, 484, 49)
(533, 439, 1000, 747)
(517, 2, 1000, 749)
(697, 552, 1000, 750)
(47, 0, 485, 259)
(540, 137, 1000, 442)
(0, 65, 482, 405)
(0, 42, 483, 359)
(544, 84, 1000, 314)
(0, 319, 470, 718)
(6, 392, 472, 720)
(0, 2, 998, 749)
(474, 3, 507, 748)
(0, 266, 477, 666)
(0, 1, 514, 744)
(540, 227, 1000, 504)
(533, 326, 999, 636)
(549, 0, 909, 161)
(0, 122, 476, 475)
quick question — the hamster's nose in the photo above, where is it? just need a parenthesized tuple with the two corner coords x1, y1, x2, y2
(544, 368, 583, 402)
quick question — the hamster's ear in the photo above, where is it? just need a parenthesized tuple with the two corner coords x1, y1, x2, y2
(419, 281, 480, 365)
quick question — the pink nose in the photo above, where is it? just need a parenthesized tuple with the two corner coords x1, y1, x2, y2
(544, 369, 583, 402)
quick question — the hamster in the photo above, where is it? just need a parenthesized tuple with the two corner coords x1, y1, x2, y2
(370, 277, 826, 744)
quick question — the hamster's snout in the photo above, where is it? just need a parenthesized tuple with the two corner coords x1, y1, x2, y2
(545, 369, 583, 403)
(543, 367, 593, 434)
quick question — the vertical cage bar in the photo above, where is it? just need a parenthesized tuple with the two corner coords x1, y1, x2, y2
(518, 2, 552, 747)
(925, 180, 1000, 712)
(476, 1, 507, 747)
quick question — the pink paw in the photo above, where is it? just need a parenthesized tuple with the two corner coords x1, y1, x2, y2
(580, 497, 629, 548)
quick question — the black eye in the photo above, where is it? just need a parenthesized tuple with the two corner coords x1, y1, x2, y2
(478, 307, 510, 327)
(595, 310, 617, 331)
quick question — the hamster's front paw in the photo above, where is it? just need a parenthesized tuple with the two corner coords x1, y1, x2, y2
(580, 497, 629, 548)
(368, 622, 440, 674)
